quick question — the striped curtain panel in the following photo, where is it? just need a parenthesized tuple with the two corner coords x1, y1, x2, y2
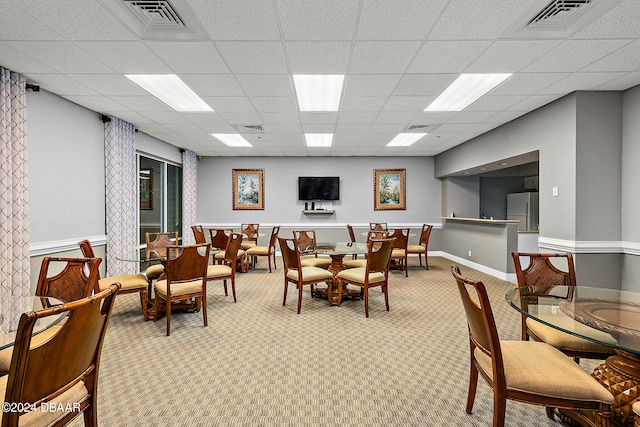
(0, 67, 29, 304)
(182, 149, 197, 245)
(104, 117, 137, 276)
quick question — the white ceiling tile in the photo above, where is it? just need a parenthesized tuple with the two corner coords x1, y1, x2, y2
(300, 112, 338, 124)
(523, 39, 631, 73)
(235, 75, 294, 97)
(75, 41, 172, 74)
(429, 0, 532, 39)
(489, 73, 570, 96)
(218, 112, 263, 124)
(572, 0, 640, 39)
(180, 75, 245, 97)
(466, 40, 562, 73)
(264, 124, 303, 133)
(356, 0, 446, 40)
(163, 124, 208, 134)
(465, 96, 525, 112)
(538, 72, 627, 95)
(250, 97, 298, 113)
(367, 123, 404, 133)
(340, 96, 388, 112)
(350, 41, 422, 74)
(182, 112, 229, 125)
(205, 97, 256, 113)
(0, 2, 63, 41)
(67, 74, 147, 96)
(408, 41, 491, 73)
(61, 95, 126, 112)
(412, 111, 457, 123)
(139, 112, 191, 124)
(595, 72, 640, 91)
(301, 123, 336, 133)
(344, 75, 401, 96)
(108, 96, 173, 112)
(483, 111, 528, 124)
(436, 123, 474, 133)
(446, 112, 496, 123)
(505, 95, 563, 113)
(337, 112, 380, 124)
(25, 74, 99, 96)
(276, 0, 359, 41)
(189, 0, 280, 41)
(285, 42, 351, 74)
(393, 74, 457, 96)
(335, 123, 373, 133)
(146, 42, 230, 73)
(260, 112, 300, 123)
(582, 40, 640, 72)
(0, 43, 57, 74)
(382, 96, 431, 112)
(215, 42, 288, 74)
(196, 123, 236, 133)
(108, 111, 155, 124)
(6, 41, 111, 73)
(375, 111, 420, 124)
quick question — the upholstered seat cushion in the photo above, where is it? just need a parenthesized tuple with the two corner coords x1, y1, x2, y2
(241, 242, 257, 250)
(214, 249, 245, 260)
(407, 244, 425, 253)
(300, 257, 331, 269)
(0, 375, 89, 427)
(342, 259, 367, 269)
(0, 325, 63, 374)
(286, 266, 332, 282)
(154, 279, 203, 297)
(246, 246, 273, 256)
(391, 249, 406, 257)
(206, 264, 233, 278)
(336, 267, 385, 284)
(97, 274, 147, 292)
(526, 316, 617, 353)
(474, 340, 614, 404)
(145, 264, 165, 279)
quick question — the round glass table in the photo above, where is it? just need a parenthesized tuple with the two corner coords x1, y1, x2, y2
(313, 242, 369, 306)
(507, 285, 640, 425)
(0, 296, 65, 350)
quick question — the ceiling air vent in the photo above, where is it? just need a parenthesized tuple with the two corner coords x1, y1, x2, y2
(234, 124, 265, 134)
(405, 124, 440, 133)
(98, 0, 209, 40)
(500, 0, 621, 39)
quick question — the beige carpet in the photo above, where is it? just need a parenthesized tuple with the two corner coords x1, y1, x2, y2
(87, 256, 594, 426)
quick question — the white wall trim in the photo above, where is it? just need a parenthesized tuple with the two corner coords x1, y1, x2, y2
(199, 222, 443, 229)
(30, 235, 107, 257)
(438, 251, 516, 282)
(537, 237, 640, 255)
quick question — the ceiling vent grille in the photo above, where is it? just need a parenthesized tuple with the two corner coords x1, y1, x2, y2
(235, 124, 265, 134)
(98, 0, 209, 40)
(405, 124, 440, 133)
(528, 0, 591, 24)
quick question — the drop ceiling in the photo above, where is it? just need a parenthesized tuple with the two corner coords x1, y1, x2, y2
(1, 0, 639, 157)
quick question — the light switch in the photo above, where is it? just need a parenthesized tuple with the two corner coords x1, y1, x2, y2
(552, 186, 559, 197)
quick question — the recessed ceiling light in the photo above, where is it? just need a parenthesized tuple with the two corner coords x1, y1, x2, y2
(293, 75, 344, 111)
(386, 133, 427, 147)
(305, 133, 333, 147)
(211, 134, 252, 147)
(424, 74, 512, 112)
(125, 74, 213, 112)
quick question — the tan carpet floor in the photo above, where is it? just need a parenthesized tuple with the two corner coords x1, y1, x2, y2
(86, 256, 596, 426)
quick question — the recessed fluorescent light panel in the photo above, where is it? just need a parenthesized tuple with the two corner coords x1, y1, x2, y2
(425, 73, 512, 112)
(211, 134, 252, 147)
(305, 133, 333, 147)
(125, 74, 213, 112)
(386, 133, 427, 147)
(293, 75, 344, 111)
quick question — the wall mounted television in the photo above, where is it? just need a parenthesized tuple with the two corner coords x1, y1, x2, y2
(298, 176, 340, 201)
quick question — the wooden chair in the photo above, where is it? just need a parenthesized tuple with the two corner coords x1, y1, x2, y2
(336, 237, 395, 317)
(278, 237, 333, 314)
(153, 244, 210, 336)
(209, 228, 247, 271)
(343, 230, 389, 269)
(246, 226, 280, 273)
(293, 230, 331, 269)
(145, 231, 178, 286)
(0, 256, 102, 374)
(1, 284, 120, 427)
(240, 223, 260, 250)
(206, 233, 242, 302)
(389, 228, 410, 277)
(451, 265, 614, 427)
(191, 225, 206, 244)
(346, 224, 358, 259)
(78, 239, 150, 320)
(407, 224, 433, 269)
(512, 252, 615, 361)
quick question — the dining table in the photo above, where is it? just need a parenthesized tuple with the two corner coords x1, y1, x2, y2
(506, 284, 640, 427)
(311, 241, 369, 306)
(0, 296, 65, 350)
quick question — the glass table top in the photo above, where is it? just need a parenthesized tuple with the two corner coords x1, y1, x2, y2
(0, 296, 66, 350)
(314, 242, 369, 255)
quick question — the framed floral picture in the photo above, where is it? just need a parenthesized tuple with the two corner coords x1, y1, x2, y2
(139, 169, 153, 210)
(374, 169, 406, 210)
(232, 169, 264, 210)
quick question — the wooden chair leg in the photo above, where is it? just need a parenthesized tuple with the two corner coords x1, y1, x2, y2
(223, 279, 228, 296)
(545, 406, 555, 420)
(165, 297, 171, 336)
(466, 347, 478, 414)
(139, 289, 149, 321)
(230, 277, 236, 302)
(283, 279, 288, 306)
(201, 293, 208, 327)
(363, 286, 369, 318)
(268, 256, 272, 273)
(383, 284, 389, 311)
(418, 253, 423, 266)
(297, 281, 303, 314)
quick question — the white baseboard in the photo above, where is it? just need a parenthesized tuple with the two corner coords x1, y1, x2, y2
(437, 251, 516, 282)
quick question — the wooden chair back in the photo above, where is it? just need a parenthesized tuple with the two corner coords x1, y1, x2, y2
(369, 222, 387, 232)
(2, 284, 120, 427)
(419, 224, 433, 246)
(165, 244, 210, 284)
(366, 238, 395, 273)
(191, 225, 206, 244)
(145, 232, 178, 260)
(346, 224, 356, 243)
(388, 228, 409, 250)
(512, 252, 576, 288)
(208, 228, 232, 250)
(366, 229, 388, 242)
(223, 233, 243, 265)
(78, 239, 96, 258)
(240, 223, 260, 244)
(278, 237, 301, 272)
(268, 226, 281, 249)
(293, 230, 317, 254)
(35, 257, 101, 302)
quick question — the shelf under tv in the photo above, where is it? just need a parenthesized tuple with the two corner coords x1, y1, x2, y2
(303, 210, 335, 215)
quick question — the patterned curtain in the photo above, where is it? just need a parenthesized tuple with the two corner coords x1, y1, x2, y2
(182, 149, 197, 245)
(104, 117, 137, 276)
(0, 67, 29, 303)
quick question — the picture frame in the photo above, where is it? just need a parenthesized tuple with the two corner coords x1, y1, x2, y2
(374, 169, 406, 210)
(139, 169, 153, 210)
(233, 169, 264, 210)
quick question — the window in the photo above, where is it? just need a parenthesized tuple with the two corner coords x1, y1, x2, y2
(138, 155, 182, 245)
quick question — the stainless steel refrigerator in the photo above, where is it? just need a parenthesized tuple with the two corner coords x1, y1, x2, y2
(507, 192, 539, 231)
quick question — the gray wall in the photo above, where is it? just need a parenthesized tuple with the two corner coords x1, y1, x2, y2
(196, 156, 442, 228)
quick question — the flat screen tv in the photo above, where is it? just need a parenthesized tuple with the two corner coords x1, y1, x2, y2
(298, 176, 340, 201)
